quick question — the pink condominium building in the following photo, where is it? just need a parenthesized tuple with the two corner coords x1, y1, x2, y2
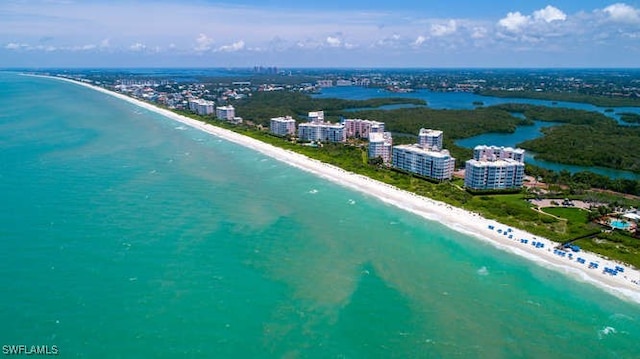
(343, 118, 385, 139)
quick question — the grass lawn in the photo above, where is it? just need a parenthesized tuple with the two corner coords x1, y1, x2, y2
(541, 207, 589, 224)
(541, 207, 600, 239)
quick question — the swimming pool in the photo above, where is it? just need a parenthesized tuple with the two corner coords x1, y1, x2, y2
(610, 219, 630, 230)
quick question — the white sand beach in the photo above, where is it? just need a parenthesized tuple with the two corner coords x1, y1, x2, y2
(41, 74, 640, 304)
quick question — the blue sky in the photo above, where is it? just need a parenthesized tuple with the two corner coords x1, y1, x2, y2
(2, 0, 640, 68)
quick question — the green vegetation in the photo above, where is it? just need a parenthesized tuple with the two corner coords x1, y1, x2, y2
(234, 91, 425, 124)
(470, 104, 640, 176)
(478, 90, 640, 107)
(519, 124, 640, 173)
(617, 112, 640, 123)
(540, 207, 596, 239)
(490, 103, 615, 126)
(526, 166, 640, 196)
(348, 106, 525, 137)
(542, 207, 589, 224)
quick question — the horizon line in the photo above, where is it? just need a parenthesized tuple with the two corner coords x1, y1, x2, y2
(3, 66, 640, 72)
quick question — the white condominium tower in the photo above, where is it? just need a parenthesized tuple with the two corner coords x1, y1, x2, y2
(298, 110, 346, 143)
(464, 145, 526, 191)
(216, 105, 235, 121)
(418, 128, 443, 151)
(392, 144, 455, 181)
(473, 145, 525, 163)
(308, 111, 325, 123)
(188, 98, 215, 115)
(298, 122, 346, 142)
(391, 128, 455, 181)
(269, 116, 296, 136)
(368, 132, 393, 165)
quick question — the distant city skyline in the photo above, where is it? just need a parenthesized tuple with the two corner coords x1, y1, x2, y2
(2, 0, 640, 68)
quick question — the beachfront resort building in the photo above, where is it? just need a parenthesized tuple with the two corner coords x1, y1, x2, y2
(343, 118, 385, 139)
(368, 132, 393, 165)
(298, 122, 346, 143)
(188, 98, 215, 115)
(392, 145, 456, 181)
(270, 116, 297, 136)
(297, 110, 346, 143)
(464, 145, 526, 191)
(308, 111, 325, 123)
(391, 129, 455, 181)
(418, 128, 443, 151)
(216, 105, 235, 121)
(473, 145, 525, 163)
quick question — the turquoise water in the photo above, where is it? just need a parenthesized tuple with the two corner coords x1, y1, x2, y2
(610, 220, 631, 230)
(1, 73, 640, 358)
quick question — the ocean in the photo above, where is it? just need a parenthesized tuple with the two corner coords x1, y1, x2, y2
(1, 72, 639, 358)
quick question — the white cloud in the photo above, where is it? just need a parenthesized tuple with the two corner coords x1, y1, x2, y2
(295, 38, 324, 50)
(5, 42, 28, 50)
(195, 33, 214, 52)
(603, 3, 640, 23)
(413, 35, 427, 46)
(374, 33, 402, 48)
(217, 40, 245, 52)
(73, 44, 97, 51)
(1, 1, 640, 66)
(129, 42, 146, 51)
(430, 20, 457, 37)
(37, 45, 57, 52)
(533, 5, 567, 23)
(343, 42, 356, 49)
(498, 12, 530, 32)
(471, 26, 488, 39)
(499, 6, 567, 34)
(326, 36, 342, 47)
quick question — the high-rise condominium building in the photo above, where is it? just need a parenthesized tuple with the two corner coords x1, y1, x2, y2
(216, 105, 235, 121)
(464, 145, 526, 191)
(343, 119, 385, 139)
(368, 132, 393, 165)
(269, 116, 297, 136)
(392, 145, 455, 181)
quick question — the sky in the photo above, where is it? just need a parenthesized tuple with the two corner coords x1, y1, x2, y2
(1, 0, 640, 68)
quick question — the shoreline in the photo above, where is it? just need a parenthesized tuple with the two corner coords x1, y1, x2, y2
(31, 74, 640, 304)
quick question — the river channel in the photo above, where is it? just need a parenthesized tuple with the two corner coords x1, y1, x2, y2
(313, 87, 640, 180)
